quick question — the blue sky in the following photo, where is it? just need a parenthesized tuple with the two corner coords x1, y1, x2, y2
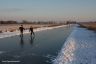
(0, 0, 96, 22)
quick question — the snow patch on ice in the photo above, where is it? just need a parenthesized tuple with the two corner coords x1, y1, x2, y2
(53, 29, 77, 64)
(54, 27, 96, 64)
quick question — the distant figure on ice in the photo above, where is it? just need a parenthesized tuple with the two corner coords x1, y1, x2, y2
(19, 25, 25, 36)
(29, 26, 35, 36)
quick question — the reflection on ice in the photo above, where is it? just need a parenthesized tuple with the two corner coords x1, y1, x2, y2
(19, 35, 24, 48)
(54, 27, 96, 64)
(29, 35, 35, 45)
(0, 51, 5, 54)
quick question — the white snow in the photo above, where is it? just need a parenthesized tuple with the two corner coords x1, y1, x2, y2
(54, 27, 96, 64)
(0, 25, 67, 39)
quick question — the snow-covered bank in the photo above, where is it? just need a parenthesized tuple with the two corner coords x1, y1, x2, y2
(54, 27, 96, 64)
(0, 25, 67, 39)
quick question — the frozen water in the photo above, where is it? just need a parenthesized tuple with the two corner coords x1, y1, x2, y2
(0, 25, 73, 64)
(54, 27, 96, 64)
(0, 51, 5, 54)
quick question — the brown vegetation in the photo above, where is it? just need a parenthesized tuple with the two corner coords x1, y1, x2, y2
(79, 22, 96, 30)
(0, 30, 2, 33)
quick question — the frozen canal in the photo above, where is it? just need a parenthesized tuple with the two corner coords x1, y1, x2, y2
(0, 26, 73, 64)
(54, 26, 96, 64)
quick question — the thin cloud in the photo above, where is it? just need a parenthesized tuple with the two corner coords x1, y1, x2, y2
(0, 8, 24, 12)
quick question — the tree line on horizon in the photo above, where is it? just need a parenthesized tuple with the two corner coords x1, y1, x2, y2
(0, 20, 57, 24)
(0, 20, 96, 24)
(0, 20, 79, 24)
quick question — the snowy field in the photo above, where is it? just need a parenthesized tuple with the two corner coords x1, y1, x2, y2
(0, 25, 67, 38)
(54, 27, 96, 64)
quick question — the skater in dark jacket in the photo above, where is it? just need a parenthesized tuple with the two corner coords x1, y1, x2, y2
(29, 26, 35, 36)
(19, 25, 24, 36)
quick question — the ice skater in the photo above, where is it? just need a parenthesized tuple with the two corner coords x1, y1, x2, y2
(19, 25, 25, 37)
(29, 26, 35, 36)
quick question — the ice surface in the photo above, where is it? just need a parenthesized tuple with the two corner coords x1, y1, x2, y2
(0, 51, 5, 54)
(53, 27, 96, 64)
(0, 25, 66, 39)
